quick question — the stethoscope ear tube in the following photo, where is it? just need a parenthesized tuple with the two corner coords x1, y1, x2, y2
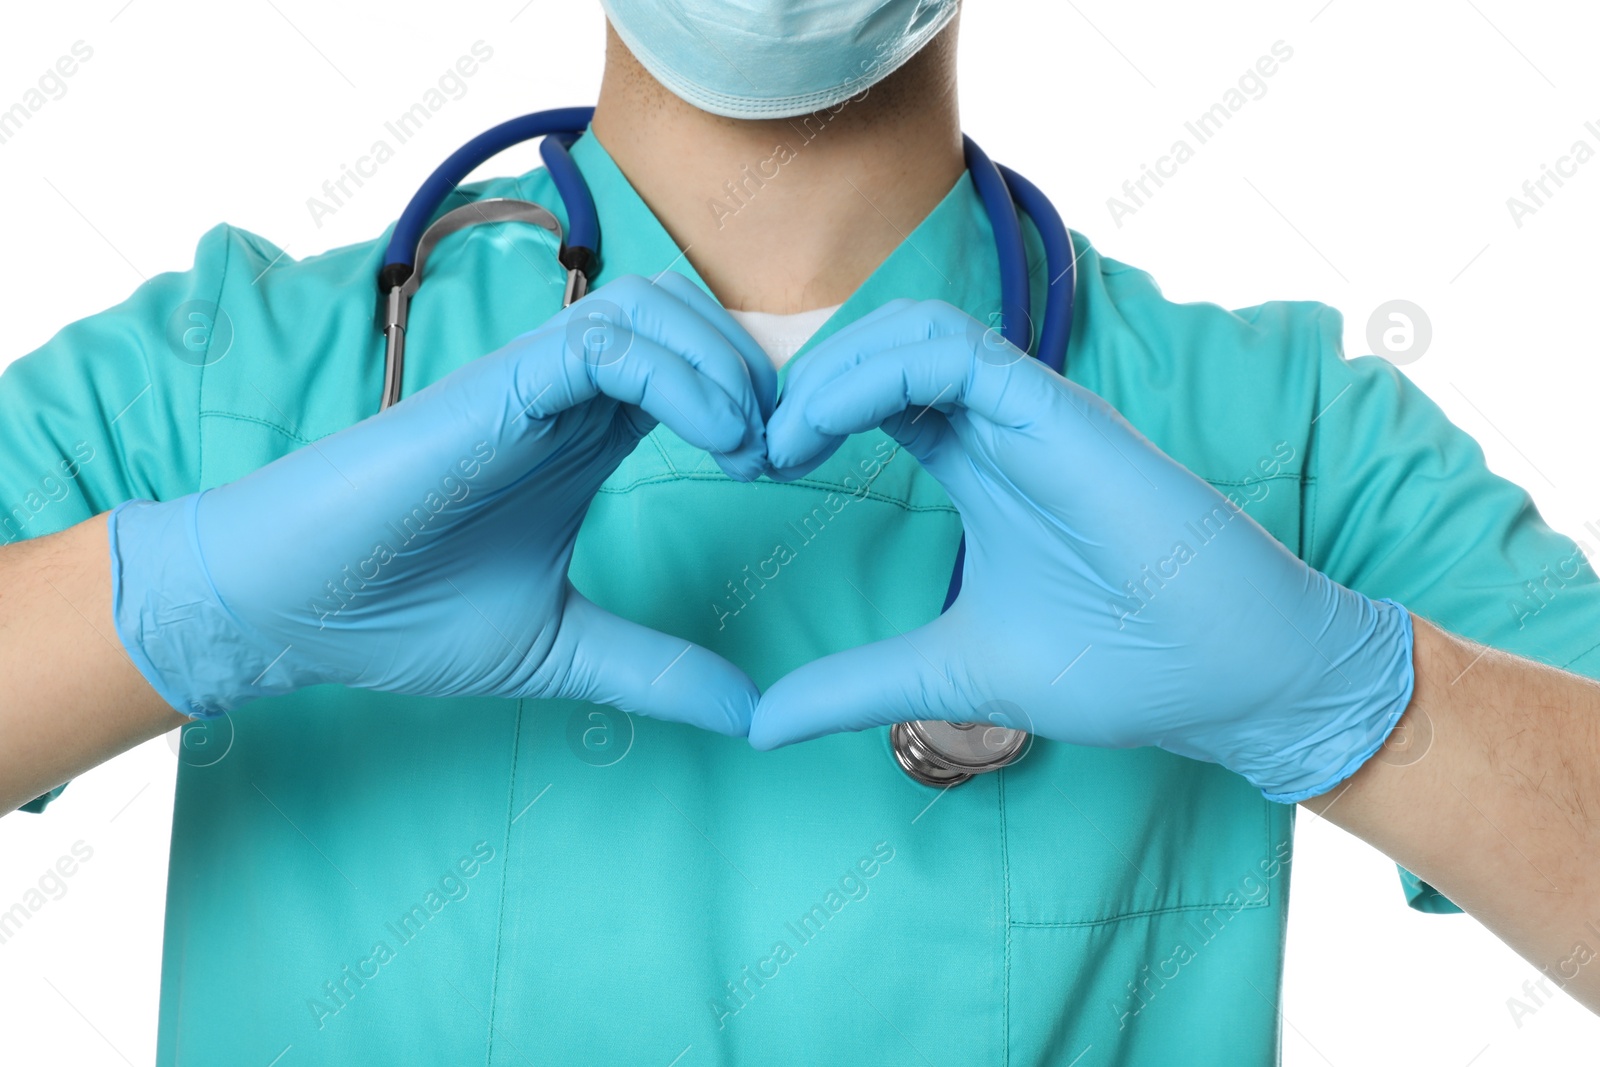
(375, 107, 602, 414)
(379, 199, 566, 411)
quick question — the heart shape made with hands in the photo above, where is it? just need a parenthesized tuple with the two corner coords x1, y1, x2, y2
(114, 272, 1409, 802)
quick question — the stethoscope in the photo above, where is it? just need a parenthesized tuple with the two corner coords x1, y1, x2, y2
(376, 107, 1077, 788)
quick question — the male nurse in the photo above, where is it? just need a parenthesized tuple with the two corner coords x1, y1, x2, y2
(3, 4, 1597, 1065)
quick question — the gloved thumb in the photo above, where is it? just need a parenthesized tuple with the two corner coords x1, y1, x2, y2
(544, 588, 757, 736)
(748, 620, 965, 750)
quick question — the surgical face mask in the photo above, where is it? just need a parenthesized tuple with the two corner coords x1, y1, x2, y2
(600, 0, 958, 119)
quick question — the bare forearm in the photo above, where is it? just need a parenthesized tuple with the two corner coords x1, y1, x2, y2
(0, 514, 185, 815)
(1305, 615, 1600, 1008)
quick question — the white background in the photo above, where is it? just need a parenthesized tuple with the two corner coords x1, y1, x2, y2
(2, 1, 1597, 1064)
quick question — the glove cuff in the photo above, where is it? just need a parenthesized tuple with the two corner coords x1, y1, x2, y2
(109, 495, 302, 719)
(1256, 597, 1416, 804)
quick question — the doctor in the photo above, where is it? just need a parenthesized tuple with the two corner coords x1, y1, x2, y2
(2, 2, 1597, 1063)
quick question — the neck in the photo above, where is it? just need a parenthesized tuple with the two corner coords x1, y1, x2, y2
(590, 21, 964, 313)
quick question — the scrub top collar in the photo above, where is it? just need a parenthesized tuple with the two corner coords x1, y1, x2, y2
(555, 125, 1009, 386)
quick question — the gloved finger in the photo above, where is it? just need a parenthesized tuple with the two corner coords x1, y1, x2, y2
(803, 334, 1056, 438)
(760, 432, 847, 482)
(512, 333, 752, 459)
(805, 343, 1143, 537)
(773, 334, 1035, 506)
(778, 297, 914, 403)
(651, 271, 779, 422)
(544, 587, 757, 736)
(558, 278, 767, 480)
(811, 343, 1217, 550)
(774, 298, 966, 421)
(627, 272, 772, 444)
(877, 402, 955, 470)
(748, 619, 967, 749)
(765, 299, 918, 479)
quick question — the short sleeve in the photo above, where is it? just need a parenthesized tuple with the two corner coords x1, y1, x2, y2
(1398, 867, 1461, 913)
(1, 224, 239, 810)
(1304, 311, 1600, 912)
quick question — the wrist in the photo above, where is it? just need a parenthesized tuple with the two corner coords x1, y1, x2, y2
(1255, 595, 1417, 804)
(109, 495, 305, 719)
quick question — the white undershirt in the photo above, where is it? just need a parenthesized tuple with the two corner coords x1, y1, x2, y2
(726, 304, 842, 370)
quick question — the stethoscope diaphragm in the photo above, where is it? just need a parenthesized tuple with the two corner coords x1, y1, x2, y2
(890, 720, 1028, 787)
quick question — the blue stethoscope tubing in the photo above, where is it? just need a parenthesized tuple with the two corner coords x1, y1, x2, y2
(378, 106, 1077, 611)
(946, 135, 1076, 609)
(380, 106, 601, 295)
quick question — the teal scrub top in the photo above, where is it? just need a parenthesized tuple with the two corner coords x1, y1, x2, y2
(8, 129, 1600, 1066)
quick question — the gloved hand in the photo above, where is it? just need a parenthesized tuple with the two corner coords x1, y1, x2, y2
(110, 273, 776, 734)
(755, 299, 1415, 803)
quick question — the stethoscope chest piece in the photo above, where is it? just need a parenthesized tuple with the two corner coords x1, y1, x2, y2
(890, 720, 1028, 787)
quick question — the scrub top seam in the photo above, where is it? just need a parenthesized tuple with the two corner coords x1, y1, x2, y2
(1304, 474, 1321, 567)
(646, 431, 680, 473)
(594, 470, 1301, 503)
(999, 768, 1013, 1067)
(1302, 316, 1330, 568)
(595, 472, 961, 513)
(192, 228, 234, 495)
(483, 698, 526, 1066)
(1561, 636, 1600, 670)
(1204, 473, 1301, 489)
(189, 422, 960, 512)
(199, 409, 314, 446)
(1008, 897, 1272, 929)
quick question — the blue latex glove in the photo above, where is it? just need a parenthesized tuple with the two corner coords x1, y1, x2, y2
(756, 299, 1415, 803)
(110, 273, 775, 734)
